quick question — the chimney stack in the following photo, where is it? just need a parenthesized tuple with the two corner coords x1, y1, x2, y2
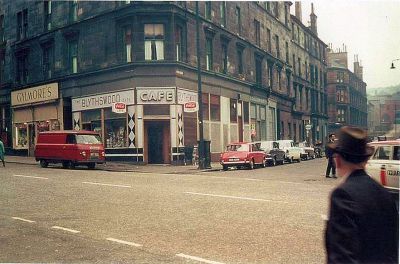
(295, 2, 302, 22)
(310, 3, 318, 36)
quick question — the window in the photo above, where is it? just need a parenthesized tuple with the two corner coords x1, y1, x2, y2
(393, 146, 399, 160)
(235, 6, 241, 34)
(337, 71, 344, 83)
(206, 37, 213, 70)
(144, 24, 165, 61)
(124, 26, 132, 63)
(237, 48, 243, 75)
(68, 39, 78, 74)
(305, 61, 308, 80)
(81, 110, 102, 137)
(337, 89, 345, 102)
(285, 41, 289, 63)
(277, 70, 281, 89)
(267, 28, 271, 52)
(254, 19, 260, 46)
(210, 95, 220, 121)
(268, 62, 273, 87)
(288, 122, 291, 138)
(222, 44, 228, 74)
(230, 99, 237, 123)
(292, 54, 296, 73)
(220, 2, 226, 27)
(337, 107, 346, 122)
(0, 15, 4, 43)
(104, 108, 127, 148)
(17, 9, 28, 40)
(280, 121, 284, 139)
(16, 55, 29, 84)
(175, 25, 184, 62)
(205, 2, 211, 20)
(0, 51, 4, 83)
(297, 57, 301, 76)
(255, 56, 262, 85)
(202, 93, 209, 121)
(42, 45, 53, 79)
(243, 101, 249, 124)
(44, 1, 52, 31)
(373, 146, 391, 160)
(273, 1, 279, 17)
(284, 4, 288, 26)
(70, 0, 78, 22)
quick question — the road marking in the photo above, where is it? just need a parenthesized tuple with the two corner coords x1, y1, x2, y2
(82, 181, 132, 188)
(13, 174, 48, 180)
(106, 238, 142, 247)
(184, 192, 288, 203)
(12, 217, 36, 223)
(176, 253, 225, 264)
(51, 226, 80, 234)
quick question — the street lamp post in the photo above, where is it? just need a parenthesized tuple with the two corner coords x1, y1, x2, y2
(390, 59, 400, 69)
(195, 2, 205, 169)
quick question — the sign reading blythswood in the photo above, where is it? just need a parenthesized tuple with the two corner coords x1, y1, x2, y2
(184, 101, 198, 113)
(112, 102, 126, 113)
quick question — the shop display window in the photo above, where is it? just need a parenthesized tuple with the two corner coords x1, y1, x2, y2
(15, 123, 28, 149)
(81, 110, 102, 135)
(104, 108, 127, 148)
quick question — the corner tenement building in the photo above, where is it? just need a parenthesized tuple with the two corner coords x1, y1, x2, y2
(0, 1, 329, 163)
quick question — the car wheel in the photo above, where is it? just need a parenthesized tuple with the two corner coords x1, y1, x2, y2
(248, 159, 254, 170)
(261, 158, 267, 168)
(290, 157, 294, 163)
(68, 161, 76, 169)
(87, 163, 96, 169)
(223, 165, 228, 171)
(272, 158, 276, 166)
(297, 158, 301, 163)
(40, 160, 48, 168)
(62, 161, 69, 169)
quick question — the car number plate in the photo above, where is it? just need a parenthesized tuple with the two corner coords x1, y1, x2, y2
(229, 158, 240, 161)
(90, 152, 99, 158)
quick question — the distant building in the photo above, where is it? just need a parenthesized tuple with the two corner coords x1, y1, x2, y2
(326, 47, 368, 134)
(368, 91, 400, 139)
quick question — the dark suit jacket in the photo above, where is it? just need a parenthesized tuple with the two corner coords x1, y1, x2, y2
(325, 169, 399, 264)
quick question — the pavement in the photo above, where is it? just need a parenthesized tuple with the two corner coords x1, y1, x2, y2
(4, 155, 222, 174)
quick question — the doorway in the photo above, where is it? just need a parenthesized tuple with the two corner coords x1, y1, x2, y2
(145, 121, 170, 164)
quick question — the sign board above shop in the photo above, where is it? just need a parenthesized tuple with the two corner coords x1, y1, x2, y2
(11, 83, 59, 107)
(136, 87, 176, 105)
(72, 89, 134, 112)
(112, 102, 127, 114)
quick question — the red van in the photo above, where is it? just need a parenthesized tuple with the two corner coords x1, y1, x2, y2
(34, 130, 106, 169)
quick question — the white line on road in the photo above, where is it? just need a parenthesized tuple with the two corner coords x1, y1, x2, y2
(106, 238, 142, 247)
(82, 181, 132, 188)
(13, 174, 48, 180)
(185, 192, 288, 203)
(176, 253, 225, 264)
(12, 217, 36, 223)
(51, 226, 81, 234)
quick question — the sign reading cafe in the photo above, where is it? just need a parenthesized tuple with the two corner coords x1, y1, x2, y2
(72, 90, 135, 112)
(11, 83, 59, 106)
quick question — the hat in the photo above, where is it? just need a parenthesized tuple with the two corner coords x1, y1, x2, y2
(328, 126, 374, 158)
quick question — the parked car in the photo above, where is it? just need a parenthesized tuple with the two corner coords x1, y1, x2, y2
(257, 141, 286, 166)
(277, 140, 302, 163)
(220, 142, 266, 171)
(366, 140, 399, 207)
(314, 141, 324, 158)
(298, 141, 316, 160)
(35, 130, 106, 169)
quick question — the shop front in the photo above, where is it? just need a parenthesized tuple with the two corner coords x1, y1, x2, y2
(11, 83, 62, 156)
(71, 87, 197, 164)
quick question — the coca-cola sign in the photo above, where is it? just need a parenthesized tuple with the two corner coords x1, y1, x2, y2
(112, 102, 126, 113)
(184, 101, 198, 113)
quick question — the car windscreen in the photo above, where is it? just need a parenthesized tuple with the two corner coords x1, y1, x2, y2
(75, 134, 102, 144)
(227, 144, 249, 152)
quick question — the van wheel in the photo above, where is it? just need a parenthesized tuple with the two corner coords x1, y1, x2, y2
(222, 165, 228, 171)
(87, 163, 96, 169)
(40, 160, 48, 168)
(62, 161, 69, 169)
(68, 161, 76, 169)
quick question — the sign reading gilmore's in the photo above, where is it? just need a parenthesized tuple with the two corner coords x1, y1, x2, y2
(72, 90, 134, 112)
(11, 83, 59, 106)
(112, 102, 127, 114)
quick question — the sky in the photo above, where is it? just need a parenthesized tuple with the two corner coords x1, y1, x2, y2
(296, 0, 400, 89)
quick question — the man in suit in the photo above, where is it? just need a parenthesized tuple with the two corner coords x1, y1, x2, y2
(325, 126, 398, 264)
(325, 134, 337, 178)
